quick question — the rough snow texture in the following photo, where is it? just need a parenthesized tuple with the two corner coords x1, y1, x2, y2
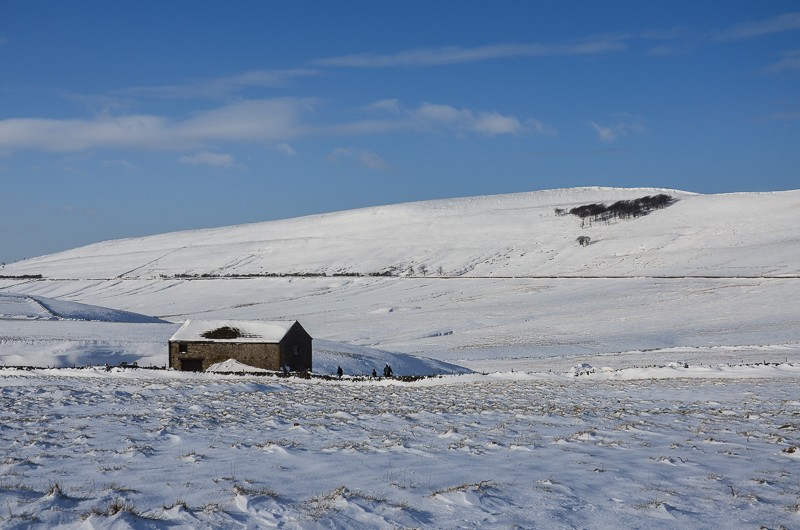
(0, 369, 798, 529)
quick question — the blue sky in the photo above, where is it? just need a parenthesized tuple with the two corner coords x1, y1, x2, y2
(1, 1, 799, 263)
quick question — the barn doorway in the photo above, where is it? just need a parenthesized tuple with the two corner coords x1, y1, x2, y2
(180, 358, 203, 372)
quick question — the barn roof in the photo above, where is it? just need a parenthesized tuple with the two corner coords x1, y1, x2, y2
(169, 319, 300, 343)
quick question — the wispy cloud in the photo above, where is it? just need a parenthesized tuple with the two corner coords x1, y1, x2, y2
(647, 44, 693, 57)
(412, 103, 526, 135)
(0, 96, 550, 157)
(714, 12, 800, 41)
(410, 102, 555, 136)
(587, 114, 646, 142)
(327, 100, 553, 138)
(178, 152, 235, 168)
(0, 98, 311, 153)
(275, 142, 297, 156)
(314, 38, 626, 68)
(313, 14, 799, 69)
(587, 121, 616, 142)
(764, 49, 800, 73)
(365, 99, 402, 114)
(756, 110, 800, 122)
(100, 159, 136, 171)
(114, 69, 320, 100)
(327, 147, 389, 170)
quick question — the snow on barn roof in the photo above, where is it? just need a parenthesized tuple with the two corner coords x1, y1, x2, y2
(169, 320, 299, 343)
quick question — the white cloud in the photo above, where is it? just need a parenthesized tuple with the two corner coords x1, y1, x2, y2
(327, 147, 389, 170)
(314, 39, 626, 68)
(0, 115, 169, 152)
(527, 118, 558, 137)
(587, 121, 617, 142)
(410, 102, 551, 136)
(276, 143, 297, 156)
(0, 97, 551, 157)
(329, 101, 553, 138)
(715, 12, 800, 41)
(473, 112, 523, 135)
(0, 98, 311, 153)
(114, 69, 321, 100)
(587, 114, 646, 142)
(765, 49, 800, 73)
(412, 103, 474, 125)
(365, 99, 401, 114)
(358, 150, 390, 170)
(178, 152, 235, 168)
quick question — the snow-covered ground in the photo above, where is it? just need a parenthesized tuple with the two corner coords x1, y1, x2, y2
(1, 187, 800, 527)
(3, 276, 798, 372)
(0, 368, 798, 529)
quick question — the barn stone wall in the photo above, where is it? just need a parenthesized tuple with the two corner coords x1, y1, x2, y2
(169, 342, 282, 371)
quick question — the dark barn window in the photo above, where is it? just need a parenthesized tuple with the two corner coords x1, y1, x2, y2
(180, 358, 203, 372)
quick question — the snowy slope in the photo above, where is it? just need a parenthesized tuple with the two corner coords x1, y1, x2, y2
(2, 187, 799, 371)
(4, 187, 799, 280)
(0, 292, 165, 323)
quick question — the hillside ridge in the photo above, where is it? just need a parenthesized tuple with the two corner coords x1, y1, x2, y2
(2, 187, 799, 280)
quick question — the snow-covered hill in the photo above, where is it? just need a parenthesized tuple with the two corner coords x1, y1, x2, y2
(2, 187, 799, 371)
(5, 187, 799, 279)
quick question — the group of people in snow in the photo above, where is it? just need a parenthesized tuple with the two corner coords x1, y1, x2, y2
(336, 363, 393, 379)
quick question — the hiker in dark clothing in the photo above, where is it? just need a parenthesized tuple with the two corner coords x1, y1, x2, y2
(383, 364, 393, 378)
(371, 368, 377, 378)
(337, 366, 343, 379)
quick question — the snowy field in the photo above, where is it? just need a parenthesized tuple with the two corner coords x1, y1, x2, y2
(3, 276, 798, 373)
(2, 188, 800, 527)
(2, 188, 799, 373)
(1, 368, 799, 529)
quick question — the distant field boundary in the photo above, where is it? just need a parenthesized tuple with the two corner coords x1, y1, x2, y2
(7, 274, 800, 282)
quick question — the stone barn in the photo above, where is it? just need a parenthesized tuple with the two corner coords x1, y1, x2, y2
(168, 320, 312, 372)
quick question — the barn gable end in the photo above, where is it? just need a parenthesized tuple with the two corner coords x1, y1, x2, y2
(168, 319, 312, 372)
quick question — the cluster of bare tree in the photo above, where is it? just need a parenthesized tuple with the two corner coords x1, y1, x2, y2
(557, 194, 675, 227)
